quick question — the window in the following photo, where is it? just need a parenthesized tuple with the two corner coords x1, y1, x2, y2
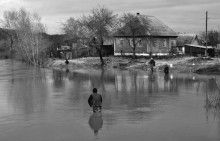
(120, 38, 124, 46)
(129, 38, 133, 46)
(163, 39, 167, 47)
(153, 40, 156, 47)
(153, 39, 159, 47)
(171, 40, 176, 47)
(138, 39, 143, 47)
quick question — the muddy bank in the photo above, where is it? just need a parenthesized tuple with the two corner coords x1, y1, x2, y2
(45, 56, 220, 74)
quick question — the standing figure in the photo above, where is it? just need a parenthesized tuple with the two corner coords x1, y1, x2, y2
(148, 58, 156, 72)
(65, 59, 69, 65)
(164, 64, 169, 74)
(88, 88, 102, 112)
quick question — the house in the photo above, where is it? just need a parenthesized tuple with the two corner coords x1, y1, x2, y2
(57, 38, 91, 59)
(176, 34, 200, 54)
(113, 14, 178, 56)
(102, 38, 114, 56)
(57, 37, 114, 59)
(184, 44, 214, 57)
(216, 44, 220, 57)
(176, 34, 214, 57)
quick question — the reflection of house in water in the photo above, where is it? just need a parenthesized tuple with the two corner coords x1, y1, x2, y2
(52, 69, 65, 89)
(51, 69, 220, 123)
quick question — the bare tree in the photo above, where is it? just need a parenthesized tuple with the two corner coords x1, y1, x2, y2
(61, 17, 88, 39)
(200, 30, 220, 47)
(79, 6, 117, 65)
(1, 8, 49, 66)
(117, 13, 151, 58)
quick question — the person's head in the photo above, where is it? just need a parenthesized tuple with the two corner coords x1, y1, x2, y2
(151, 57, 153, 60)
(93, 88, 97, 93)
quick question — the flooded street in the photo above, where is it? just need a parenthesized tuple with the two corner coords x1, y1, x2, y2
(0, 59, 219, 141)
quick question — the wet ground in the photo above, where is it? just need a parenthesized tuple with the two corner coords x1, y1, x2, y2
(0, 59, 220, 141)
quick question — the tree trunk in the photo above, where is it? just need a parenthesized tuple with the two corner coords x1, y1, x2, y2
(133, 50, 136, 59)
(97, 48, 104, 65)
(97, 39, 105, 65)
(132, 39, 136, 59)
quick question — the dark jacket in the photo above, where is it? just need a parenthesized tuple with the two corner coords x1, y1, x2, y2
(88, 93, 102, 108)
(149, 59, 155, 66)
(164, 65, 169, 74)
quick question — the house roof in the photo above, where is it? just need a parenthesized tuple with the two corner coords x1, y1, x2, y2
(113, 15, 177, 37)
(176, 34, 197, 47)
(185, 44, 213, 49)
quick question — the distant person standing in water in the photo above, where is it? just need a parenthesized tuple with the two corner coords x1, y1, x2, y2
(65, 59, 69, 65)
(164, 64, 169, 74)
(88, 88, 102, 112)
(148, 58, 155, 72)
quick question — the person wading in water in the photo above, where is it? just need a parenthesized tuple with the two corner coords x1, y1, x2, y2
(148, 58, 156, 72)
(88, 88, 102, 112)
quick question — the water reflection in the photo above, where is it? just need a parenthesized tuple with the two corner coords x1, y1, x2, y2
(8, 70, 48, 120)
(51, 69, 220, 120)
(52, 69, 65, 89)
(51, 69, 181, 123)
(88, 112, 103, 136)
(0, 60, 49, 122)
(1, 59, 220, 141)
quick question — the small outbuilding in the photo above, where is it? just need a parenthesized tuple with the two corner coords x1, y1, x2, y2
(184, 44, 214, 57)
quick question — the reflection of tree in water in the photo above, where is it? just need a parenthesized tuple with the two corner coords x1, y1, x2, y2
(205, 78, 220, 126)
(52, 69, 220, 125)
(8, 69, 48, 119)
(89, 68, 106, 92)
(88, 112, 103, 136)
(67, 69, 110, 92)
(205, 105, 220, 132)
(189, 76, 220, 132)
(147, 73, 159, 94)
(52, 69, 65, 88)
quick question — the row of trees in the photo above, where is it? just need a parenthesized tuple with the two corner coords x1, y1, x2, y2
(200, 30, 220, 47)
(62, 6, 117, 65)
(0, 8, 49, 66)
(1, 6, 147, 65)
(61, 6, 152, 65)
(1, 6, 219, 66)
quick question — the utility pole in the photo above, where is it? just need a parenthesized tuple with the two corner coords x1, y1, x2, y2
(205, 11, 208, 56)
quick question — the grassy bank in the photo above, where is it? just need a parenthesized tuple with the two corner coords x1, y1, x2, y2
(45, 56, 220, 74)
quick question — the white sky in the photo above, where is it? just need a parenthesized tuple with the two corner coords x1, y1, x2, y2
(0, 0, 220, 34)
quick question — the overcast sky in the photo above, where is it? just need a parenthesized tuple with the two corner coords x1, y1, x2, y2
(0, 0, 220, 34)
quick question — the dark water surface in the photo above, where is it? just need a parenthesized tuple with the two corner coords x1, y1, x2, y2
(0, 59, 220, 141)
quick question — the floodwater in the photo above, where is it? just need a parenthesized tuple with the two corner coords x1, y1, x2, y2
(0, 59, 220, 141)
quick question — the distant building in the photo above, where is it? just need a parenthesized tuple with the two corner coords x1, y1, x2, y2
(57, 38, 90, 59)
(57, 37, 114, 59)
(176, 34, 200, 55)
(176, 34, 214, 57)
(215, 44, 220, 57)
(113, 14, 178, 56)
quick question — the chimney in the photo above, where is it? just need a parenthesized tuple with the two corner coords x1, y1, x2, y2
(137, 13, 140, 15)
